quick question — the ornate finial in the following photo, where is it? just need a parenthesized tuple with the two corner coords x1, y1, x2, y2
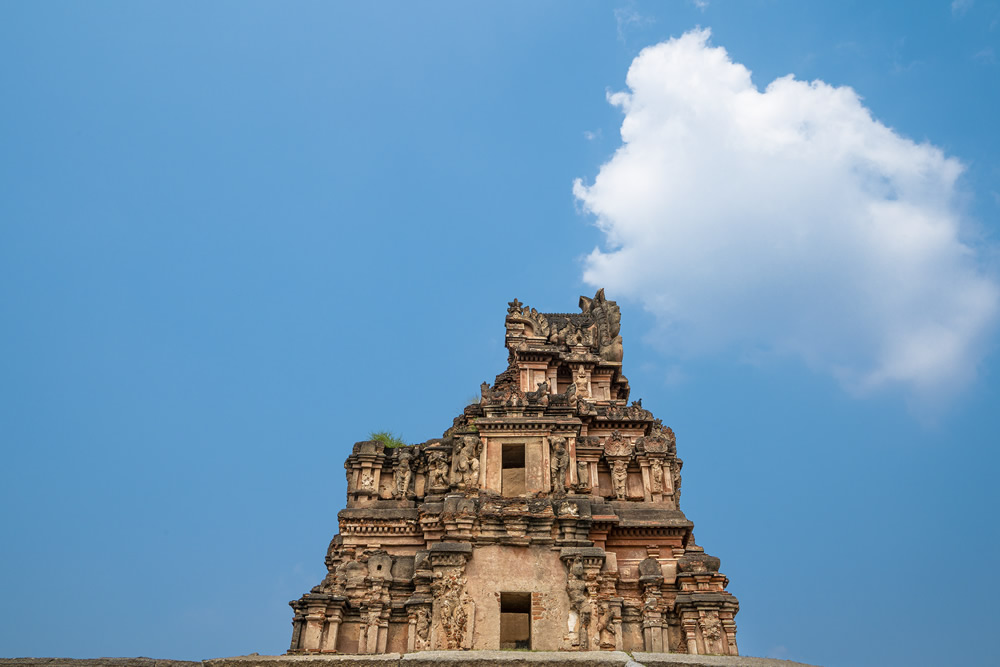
(507, 298, 522, 314)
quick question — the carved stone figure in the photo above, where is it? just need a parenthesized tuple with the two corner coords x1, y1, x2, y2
(414, 607, 430, 648)
(428, 450, 451, 489)
(432, 573, 470, 650)
(604, 430, 633, 458)
(597, 601, 616, 649)
(526, 381, 549, 405)
(566, 556, 592, 649)
(393, 448, 413, 498)
(550, 436, 569, 493)
(558, 501, 579, 517)
(650, 460, 663, 492)
(611, 460, 628, 500)
(573, 367, 590, 398)
(576, 459, 590, 491)
(580, 288, 624, 363)
(453, 435, 480, 489)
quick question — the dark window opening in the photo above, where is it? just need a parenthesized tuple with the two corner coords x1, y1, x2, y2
(500, 592, 532, 650)
(502, 444, 526, 496)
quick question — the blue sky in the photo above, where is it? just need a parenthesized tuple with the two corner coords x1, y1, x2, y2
(1, 2, 998, 666)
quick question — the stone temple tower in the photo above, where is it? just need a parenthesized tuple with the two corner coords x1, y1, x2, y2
(287, 290, 740, 655)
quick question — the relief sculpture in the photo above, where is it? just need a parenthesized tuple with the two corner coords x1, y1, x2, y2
(566, 556, 592, 649)
(550, 436, 569, 493)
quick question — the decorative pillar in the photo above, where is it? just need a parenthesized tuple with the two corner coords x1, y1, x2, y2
(321, 603, 344, 652)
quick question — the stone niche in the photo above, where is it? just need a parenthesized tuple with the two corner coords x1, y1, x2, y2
(287, 290, 740, 655)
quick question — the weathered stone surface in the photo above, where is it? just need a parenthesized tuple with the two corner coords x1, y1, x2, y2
(205, 652, 820, 667)
(2, 654, 820, 667)
(0, 660, 201, 667)
(632, 653, 818, 667)
(287, 292, 742, 656)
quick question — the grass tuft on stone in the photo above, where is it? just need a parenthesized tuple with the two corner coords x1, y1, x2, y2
(370, 430, 407, 448)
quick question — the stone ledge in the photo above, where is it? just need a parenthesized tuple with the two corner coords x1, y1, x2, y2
(3, 655, 820, 667)
(205, 652, 820, 667)
(0, 660, 200, 667)
(633, 653, 818, 667)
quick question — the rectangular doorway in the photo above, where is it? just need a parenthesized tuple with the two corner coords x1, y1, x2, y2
(499, 592, 531, 649)
(501, 443, 526, 496)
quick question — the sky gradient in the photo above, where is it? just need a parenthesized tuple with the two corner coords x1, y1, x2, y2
(1, 3, 998, 666)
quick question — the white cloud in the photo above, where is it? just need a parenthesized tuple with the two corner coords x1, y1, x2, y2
(574, 29, 999, 399)
(614, 6, 654, 42)
(952, 0, 974, 17)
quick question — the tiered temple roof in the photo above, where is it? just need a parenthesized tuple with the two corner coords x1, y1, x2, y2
(288, 290, 739, 655)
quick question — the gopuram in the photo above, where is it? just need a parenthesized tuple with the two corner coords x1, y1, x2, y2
(288, 290, 740, 656)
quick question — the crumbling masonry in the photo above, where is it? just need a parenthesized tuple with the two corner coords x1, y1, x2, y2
(288, 290, 740, 655)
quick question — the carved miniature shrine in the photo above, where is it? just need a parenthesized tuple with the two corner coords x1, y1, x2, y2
(288, 290, 740, 656)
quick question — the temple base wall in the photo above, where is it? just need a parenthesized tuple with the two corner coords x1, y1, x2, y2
(463, 545, 571, 651)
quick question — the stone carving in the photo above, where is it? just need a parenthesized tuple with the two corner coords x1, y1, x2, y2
(480, 363, 527, 406)
(603, 430, 633, 458)
(549, 436, 569, 493)
(359, 470, 375, 491)
(573, 367, 590, 398)
(555, 321, 596, 348)
(701, 610, 722, 642)
(427, 450, 451, 490)
(558, 501, 579, 517)
(566, 556, 592, 649)
(579, 288, 623, 363)
(432, 573, 473, 650)
(526, 381, 549, 405)
(506, 299, 553, 338)
(607, 401, 653, 422)
(393, 448, 413, 499)
(638, 423, 675, 454)
(452, 435, 480, 490)
(597, 601, 616, 649)
(576, 459, 590, 491)
(650, 459, 663, 492)
(610, 460, 628, 500)
(414, 606, 431, 649)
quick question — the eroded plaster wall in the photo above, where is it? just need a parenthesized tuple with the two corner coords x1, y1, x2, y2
(463, 545, 570, 651)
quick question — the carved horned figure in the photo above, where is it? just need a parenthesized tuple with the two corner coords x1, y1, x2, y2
(579, 288, 623, 363)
